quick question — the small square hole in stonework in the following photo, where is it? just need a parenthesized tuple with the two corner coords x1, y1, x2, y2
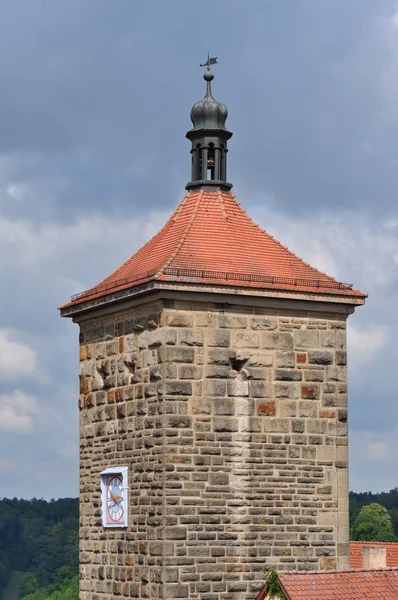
(230, 357, 248, 374)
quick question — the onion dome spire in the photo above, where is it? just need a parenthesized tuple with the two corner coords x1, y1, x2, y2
(186, 57, 233, 191)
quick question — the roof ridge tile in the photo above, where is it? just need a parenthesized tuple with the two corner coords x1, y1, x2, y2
(280, 567, 398, 575)
(160, 188, 203, 272)
(216, 189, 228, 220)
(171, 191, 190, 221)
(229, 192, 340, 285)
(350, 541, 398, 545)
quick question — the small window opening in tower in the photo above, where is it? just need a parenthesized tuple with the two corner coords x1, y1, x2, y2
(220, 144, 225, 180)
(207, 143, 215, 180)
(197, 144, 202, 180)
(230, 356, 248, 374)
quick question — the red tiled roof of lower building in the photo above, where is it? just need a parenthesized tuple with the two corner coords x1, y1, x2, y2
(276, 568, 398, 600)
(350, 541, 398, 569)
(61, 189, 366, 309)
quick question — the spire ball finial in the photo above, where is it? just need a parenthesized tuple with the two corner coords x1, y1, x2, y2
(203, 70, 214, 82)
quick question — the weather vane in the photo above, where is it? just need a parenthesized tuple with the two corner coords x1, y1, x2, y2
(200, 53, 218, 71)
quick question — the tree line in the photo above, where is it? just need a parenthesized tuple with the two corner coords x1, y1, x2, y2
(350, 487, 398, 542)
(0, 489, 398, 599)
(0, 497, 78, 600)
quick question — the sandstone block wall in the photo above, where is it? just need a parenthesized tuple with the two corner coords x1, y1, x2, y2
(77, 298, 349, 600)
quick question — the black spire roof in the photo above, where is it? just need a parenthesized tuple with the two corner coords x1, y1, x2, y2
(188, 70, 231, 134)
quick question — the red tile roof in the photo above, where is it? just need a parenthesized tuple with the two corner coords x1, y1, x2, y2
(61, 189, 366, 309)
(350, 542, 398, 569)
(275, 569, 398, 600)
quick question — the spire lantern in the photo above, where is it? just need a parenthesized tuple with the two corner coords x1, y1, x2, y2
(186, 57, 233, 191)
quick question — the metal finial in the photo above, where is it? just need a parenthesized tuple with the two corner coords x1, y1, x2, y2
(200, 54, 217, 95)
(186, 54, 232, 191)
(199, 53, 218, 71)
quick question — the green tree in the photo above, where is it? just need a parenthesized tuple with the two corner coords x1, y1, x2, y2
(351, 503, 397, 542)
(20, 573, 39, 596)
(0, 496, 78, 597)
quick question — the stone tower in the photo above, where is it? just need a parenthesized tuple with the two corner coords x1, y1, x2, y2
(60, 64, 366, 600)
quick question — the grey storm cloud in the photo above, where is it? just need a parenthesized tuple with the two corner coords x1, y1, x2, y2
(0, 0, 397, 497)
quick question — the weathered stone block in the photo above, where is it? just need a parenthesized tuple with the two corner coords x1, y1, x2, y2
(178, 365, 202, 379)
(79, 360, 94, 378)
(207, 329, 230, 347)
(123, 335, 138, 353)
(163, 328, 177, 345)
(235, 398, 255, 416)
(263, 418, 289, 433)
(296, 352, 307, 364)
(147, 330, 162, 348)
(163, 568, 179, 583)
(320, 331, 335, 348)
(307, 419, 327, 434)
(164, 416, 191, 428)
(251, 381, 273, 398)
(308, 351, 334, 365)
(240, 417, 262, 432)
(250, 316, 278, 330)
(164, 583, 189, 598)
(323, 382, 336, 393)
(336, 330, 346, 348)
(227, 378, 249, 397)
(218, 315, 247, 329)
(291, 419, 305, 433)
(213, 417, 239, 432)
(247, 352, 273, 367)
(205, 365, 230, 380)
(275, 351, 295, 368)
(149, 542, 163, 556)
(213, 398, 234, 416)
(298, 400, 317, 418)
(320, 557, 337, 570)
(294, 330, 319, 348)
(190, 397, 212, 415)
(164, 381, 192, 396)
(309, 435, 324, 445)
(289, 446, 300, 458)
(164, 312, 194, 327)
(326, 366, 346, 382)
(336, 351, 347, 366)
(204, 380, 226, 397)
(246, 366, 268, 380)
(323, 394, 338, 407)
(165, 347, 194, 363)
(301, 384, 320, 400)
(195, 311, 218, 327)
(231, 330, 260, 348)
(275, 383, 299, 399)
(275, 369, 302, 381)
(210, 472, 229, 486)
(207, 349, 233, 365)
(304, 369, 324, 382)
(176, 329, 204, 346)
(257, 401, 276, 416)
(262, 332, 293, 350)
(279, 400, 297, 418)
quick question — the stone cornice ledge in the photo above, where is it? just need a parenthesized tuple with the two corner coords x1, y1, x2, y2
(60, 280, 365, 320)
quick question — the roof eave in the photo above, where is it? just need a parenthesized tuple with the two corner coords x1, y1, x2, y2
(60, 279, 365, 319)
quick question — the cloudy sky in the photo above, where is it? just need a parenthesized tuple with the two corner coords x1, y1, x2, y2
(1, 0, 398, 498)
